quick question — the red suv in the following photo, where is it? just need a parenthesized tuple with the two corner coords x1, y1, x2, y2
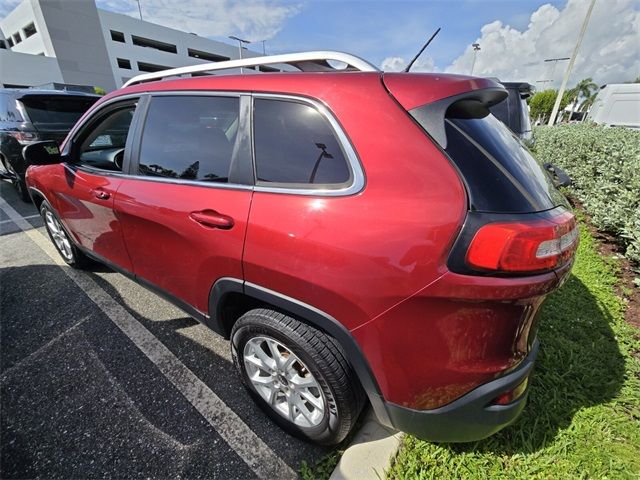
(24, 52, 578, 445)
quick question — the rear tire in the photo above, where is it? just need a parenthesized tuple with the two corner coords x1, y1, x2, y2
(40, 202, 92, 269)
(3, 158, 30, 202)
(231, 308, 365, 445)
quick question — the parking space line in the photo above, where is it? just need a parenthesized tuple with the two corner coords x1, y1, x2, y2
(0, 213, 40, 225)
(0, 197, 297, 480)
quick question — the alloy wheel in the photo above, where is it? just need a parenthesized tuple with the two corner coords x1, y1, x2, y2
(243, 336, 325, 428)
(44, 210, 74, 262)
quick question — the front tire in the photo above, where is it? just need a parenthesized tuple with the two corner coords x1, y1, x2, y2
(40, 202, 92, 269)
(231, 309, 365, 445)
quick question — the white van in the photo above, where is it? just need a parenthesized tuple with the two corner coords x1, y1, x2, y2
(587, 83, 640, 128)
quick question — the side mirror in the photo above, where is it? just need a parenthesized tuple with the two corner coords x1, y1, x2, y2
(22, 141, 63, 166)
(543, 162, 572, 188)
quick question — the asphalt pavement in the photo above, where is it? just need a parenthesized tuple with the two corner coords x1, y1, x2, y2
(0, 180, 329, 479)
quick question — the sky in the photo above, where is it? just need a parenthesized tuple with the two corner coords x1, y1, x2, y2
(2, 0, 638, 88)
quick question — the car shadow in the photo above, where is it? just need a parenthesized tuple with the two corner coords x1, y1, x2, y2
(2, 262, 333, 477)
(85, 271, 332, 469)
(444, 273, 626, 455)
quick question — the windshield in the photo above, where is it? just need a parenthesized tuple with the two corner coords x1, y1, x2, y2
(19, 96, 97, 128)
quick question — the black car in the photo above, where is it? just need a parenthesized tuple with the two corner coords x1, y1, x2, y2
(489, 81, 534, 144)
(0, 88, 99, 201)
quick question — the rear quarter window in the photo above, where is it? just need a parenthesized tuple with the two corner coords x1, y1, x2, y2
(253, 98, 351, 188)
(0, 93, 24, 122)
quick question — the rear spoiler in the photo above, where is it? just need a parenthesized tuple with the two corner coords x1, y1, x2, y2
(408, 87, 507, 149)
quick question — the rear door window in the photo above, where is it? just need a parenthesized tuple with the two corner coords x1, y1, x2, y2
(137, 96, 239, 183)
(253, 98, 351, 187)
(413, 100, 564, 213)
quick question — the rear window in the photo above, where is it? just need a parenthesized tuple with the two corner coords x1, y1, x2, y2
(19, 96, 97, 127)
(413, 100, 564, 213)
(488, 97, 510, 127)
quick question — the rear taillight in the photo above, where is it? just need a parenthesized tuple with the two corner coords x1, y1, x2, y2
(466, 212, 578, 274)
(8, 131, 39, 145)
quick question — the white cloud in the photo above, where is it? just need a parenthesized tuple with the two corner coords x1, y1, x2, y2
(445, 0, 639, 87)
(381, 55, 437, 72)
(99, 0, 301, 42)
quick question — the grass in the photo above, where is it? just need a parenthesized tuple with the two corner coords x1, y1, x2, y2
(387, 221, 640, 479)
(300, 450, 343, 480)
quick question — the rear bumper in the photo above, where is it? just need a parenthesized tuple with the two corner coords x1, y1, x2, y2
(383, 338, 538, 442)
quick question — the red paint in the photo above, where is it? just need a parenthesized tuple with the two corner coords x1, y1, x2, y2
(27, 70, 576, 412)
(114, 179, 251, 313)
(28, 163, 133, 271)
(382, 73, 503, 110)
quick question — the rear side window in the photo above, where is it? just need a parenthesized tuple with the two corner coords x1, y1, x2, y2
(19, 96, 97, 127)
(413, 100, 564, 213)
(138, 96, 239, 183)
(253, 99, 350, 187)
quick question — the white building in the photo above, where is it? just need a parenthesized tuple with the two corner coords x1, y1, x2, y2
(0, 0, 267, 91)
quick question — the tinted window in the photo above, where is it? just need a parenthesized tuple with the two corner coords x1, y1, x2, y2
(138, 96, 239, 182)
(0, 94, 24, 122)
(253, 99, 350, 186)
(488, 97, 510, 127)
(413, 100, 564, 213)
(77, 105, 136, 171)
(19, 96, 97, 127)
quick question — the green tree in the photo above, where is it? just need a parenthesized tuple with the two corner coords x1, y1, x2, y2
(93, 86, 107, 96)
(528, 89, 570, 124)
(579, 91, 598, 112)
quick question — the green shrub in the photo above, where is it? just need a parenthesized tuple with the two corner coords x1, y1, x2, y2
(533, 123, 640, 268)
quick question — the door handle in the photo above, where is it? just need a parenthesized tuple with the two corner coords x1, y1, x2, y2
(93, 190, 110, 200)
(189, 210, 234, 229)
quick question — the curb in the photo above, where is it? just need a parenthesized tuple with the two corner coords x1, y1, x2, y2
(329, 410, 403, 480)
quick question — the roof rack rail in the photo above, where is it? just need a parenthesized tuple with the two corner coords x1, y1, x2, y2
(122, 51, 379, 88)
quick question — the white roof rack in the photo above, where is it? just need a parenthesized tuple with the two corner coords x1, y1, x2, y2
(122, 51, 379, 88)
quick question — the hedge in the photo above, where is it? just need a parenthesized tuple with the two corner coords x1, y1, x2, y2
(533, 123, 640, 270)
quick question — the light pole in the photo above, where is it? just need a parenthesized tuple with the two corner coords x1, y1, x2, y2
(228, 35, 251, 73)
(470, 43, 481, 75)
(548, 0, 597, 126)
(544, 57, 570, 86)
(135, 0, 143, 20)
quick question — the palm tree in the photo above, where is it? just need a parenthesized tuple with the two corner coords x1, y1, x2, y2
(579, 91, 599, 114)
(568, 78, 598, 121)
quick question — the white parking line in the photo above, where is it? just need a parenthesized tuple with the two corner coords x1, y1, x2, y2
(0, 213, 40, 225)
(0, 197, 297, 480)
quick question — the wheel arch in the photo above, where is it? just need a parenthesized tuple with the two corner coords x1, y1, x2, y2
(28, 187, 46, 210)
(208, 277, 392, 426)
